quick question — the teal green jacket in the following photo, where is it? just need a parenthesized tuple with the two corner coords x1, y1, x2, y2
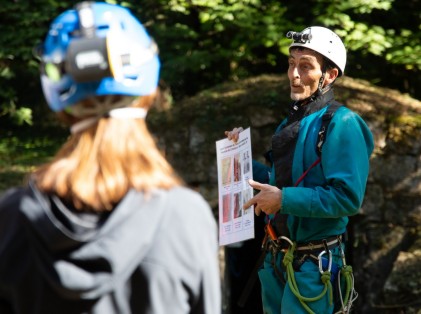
(263, 105, 374, 242)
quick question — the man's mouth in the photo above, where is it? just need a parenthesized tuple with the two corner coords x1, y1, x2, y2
(291, 81, 302, 88)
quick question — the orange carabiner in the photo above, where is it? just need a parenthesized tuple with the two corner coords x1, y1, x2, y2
(265, 221, 278, 242)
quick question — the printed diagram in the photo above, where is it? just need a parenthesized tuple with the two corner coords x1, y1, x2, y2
(216, 128, 254, 246)
(221, 154, 245, 221)
(222, 193, 231, 223)
(233, 191, 242, 219)
(221, 157, 233, 186)
(243, 150, 251, 174)
(233, 153, 242, 183)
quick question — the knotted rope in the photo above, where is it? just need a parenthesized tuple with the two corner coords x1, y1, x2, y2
(282, 242, 333, 314)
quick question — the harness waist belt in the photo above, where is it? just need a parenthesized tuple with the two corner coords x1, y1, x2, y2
(296, 235, 342, 252)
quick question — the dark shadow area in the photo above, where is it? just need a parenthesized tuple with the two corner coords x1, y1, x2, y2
(225, 214, 266, 314)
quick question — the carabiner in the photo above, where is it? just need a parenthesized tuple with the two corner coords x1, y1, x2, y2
(318, 249, 332, 274)
(279, 236, 294, 247)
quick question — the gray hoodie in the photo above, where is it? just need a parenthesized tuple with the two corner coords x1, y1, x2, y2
(0, 181, 221, 314)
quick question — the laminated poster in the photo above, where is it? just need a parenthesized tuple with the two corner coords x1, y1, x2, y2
(216, 127, 254, 246)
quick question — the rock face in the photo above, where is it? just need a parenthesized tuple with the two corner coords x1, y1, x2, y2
(148, 74, 421, 314)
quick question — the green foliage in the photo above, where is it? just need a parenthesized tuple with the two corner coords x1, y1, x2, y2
(0, 127, 66, 190)
(0, 0, 63, 125)
(129, 0, 290, 98)
(1, 103, 33, 126)
(314, 0, 420, 65)
(132, 0, 420, 99)
(0, 0, 420, 127)
(386, 29, 421, 70)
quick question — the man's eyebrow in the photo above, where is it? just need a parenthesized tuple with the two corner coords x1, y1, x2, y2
(297, 56, 317, 62)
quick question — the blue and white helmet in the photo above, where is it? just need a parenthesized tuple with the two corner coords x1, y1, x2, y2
(39, 1, 160, 112)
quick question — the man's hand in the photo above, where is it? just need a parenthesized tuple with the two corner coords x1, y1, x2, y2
(224, 127, 244, 143)
(243, 179, 282, 216)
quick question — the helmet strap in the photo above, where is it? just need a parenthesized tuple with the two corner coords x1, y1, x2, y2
(317, 58, 337, 95)
(69, 96, 147, 134)
(306, 71, 332, 103)
(70, 116, 100, 134)
(317, 72, 326, 94)
(70, 107, 148, 134)
(317, 61, 335, 95)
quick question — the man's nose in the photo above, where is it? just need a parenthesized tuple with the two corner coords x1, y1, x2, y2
(292, 66, 300, 78)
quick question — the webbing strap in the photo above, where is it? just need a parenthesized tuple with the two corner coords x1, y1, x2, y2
(295, 102, 341, 187)
(294, 157, 321, 187)
(316, 102, 342, 156)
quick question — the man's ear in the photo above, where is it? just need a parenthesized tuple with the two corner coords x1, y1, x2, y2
(324, 67, 339, 86)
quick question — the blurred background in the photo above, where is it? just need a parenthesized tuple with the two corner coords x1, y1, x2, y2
(1, 1, 420, 313)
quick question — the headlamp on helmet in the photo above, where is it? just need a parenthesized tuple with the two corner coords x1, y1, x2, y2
(37, 1, 160, 112)
(286, 31, 312, 44)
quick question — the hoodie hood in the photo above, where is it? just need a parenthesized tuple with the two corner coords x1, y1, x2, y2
(19, 181, 169, 300)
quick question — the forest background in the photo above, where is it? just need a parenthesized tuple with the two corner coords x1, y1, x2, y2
(0, 1, 421, 313)
(2, 0, 420, 192)
(0, 0, 420, 127)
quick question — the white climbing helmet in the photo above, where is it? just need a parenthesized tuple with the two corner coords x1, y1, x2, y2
(287, 26, 346, 77)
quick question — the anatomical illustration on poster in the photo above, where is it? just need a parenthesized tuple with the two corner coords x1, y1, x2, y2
(216, 128, 254, 246)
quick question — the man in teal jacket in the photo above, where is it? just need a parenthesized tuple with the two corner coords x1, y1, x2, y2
(226, 26, 374, 313)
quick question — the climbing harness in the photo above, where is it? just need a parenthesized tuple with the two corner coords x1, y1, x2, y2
(261, 224, 357, 314)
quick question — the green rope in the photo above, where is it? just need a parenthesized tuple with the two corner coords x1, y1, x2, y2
(340, 265, 353, 306)
(282, 243, 333, 314)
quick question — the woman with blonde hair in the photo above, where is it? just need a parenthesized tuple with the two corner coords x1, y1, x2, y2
(0, 2, 221, 313)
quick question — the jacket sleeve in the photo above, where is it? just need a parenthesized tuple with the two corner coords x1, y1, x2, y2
(281, 109, 374, 218)
(252, 160, 271, 184)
